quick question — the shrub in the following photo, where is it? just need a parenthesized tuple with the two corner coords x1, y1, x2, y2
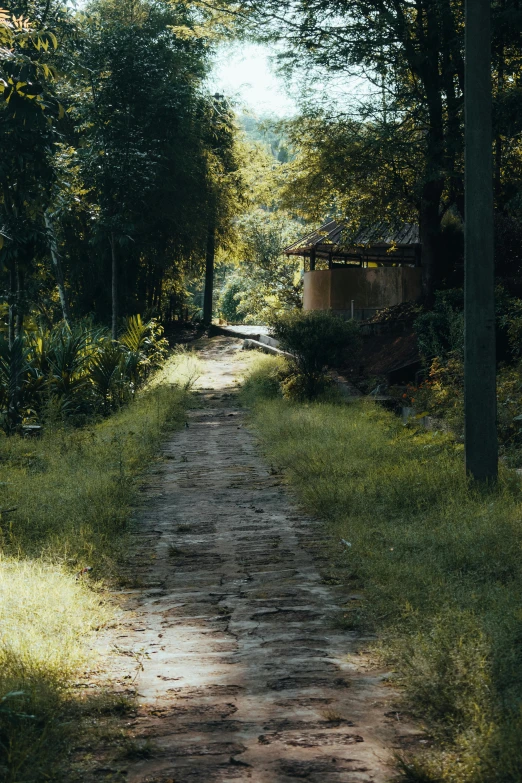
(280, 370, 335, 401)
(414, 289, 464, 362)
(0, 316, 169, 433)
(403, 353, 465, 435)
(270, 310, 360, 399)
(218, 277, 245, 323)
(414, 286, 522, 366)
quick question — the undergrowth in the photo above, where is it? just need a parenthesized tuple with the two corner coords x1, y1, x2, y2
(243, 355, 522, 783)
(0, 350, 198, 782)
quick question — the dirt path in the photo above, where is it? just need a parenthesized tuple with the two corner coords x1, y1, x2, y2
(96, 337, 412, 783)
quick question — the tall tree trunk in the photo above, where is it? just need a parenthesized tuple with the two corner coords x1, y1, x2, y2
(8, 266, 14, 349)
(45, 212, 70, 324)
(494, 1, 505, 204)
(495, 135, 503, 202)
(464, 0, 497, 483)
(203, 225, 215, 326)
(14, 264, 23, 338)
(441, 0, 464, 216)
(420, 179, 444, 301)
(111, 233, 118, 340)
(417, 2, 446, 301)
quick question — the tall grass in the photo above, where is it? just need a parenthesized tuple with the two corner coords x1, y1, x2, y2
(244, 355, 522, 783)
(0, 351, 198, 782)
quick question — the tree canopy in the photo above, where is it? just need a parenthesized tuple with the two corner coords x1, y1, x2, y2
(216, 0, 522, 297)
(0, 0, 245, 335)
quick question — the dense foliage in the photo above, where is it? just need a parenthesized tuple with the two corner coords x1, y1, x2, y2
(0, 316, 168, 433)
(218, 208, 303, 324)
(402, 289, 522, 464)
(215, 118, 306, 325)
(271, 310, 361, 398)
(0, 0, 244, 335)
(222, 0, 522, 298)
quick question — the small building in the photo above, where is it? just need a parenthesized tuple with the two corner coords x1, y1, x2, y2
(285, 219, 422, 320)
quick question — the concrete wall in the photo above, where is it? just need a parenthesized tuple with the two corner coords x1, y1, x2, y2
(303, 267, 422, 316)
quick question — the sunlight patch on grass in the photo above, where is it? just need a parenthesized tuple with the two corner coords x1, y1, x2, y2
(0, 558, 106, 682)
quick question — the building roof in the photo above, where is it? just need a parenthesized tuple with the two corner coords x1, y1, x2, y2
(285, 219, 421, 262)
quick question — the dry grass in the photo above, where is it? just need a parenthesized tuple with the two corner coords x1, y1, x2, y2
(244, 355, 522, 783)
(0, 351, 198, 782)
(0, 560, 108, 781)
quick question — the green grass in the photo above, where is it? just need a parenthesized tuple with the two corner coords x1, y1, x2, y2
(243, 355, 522, 783)
(0, 351, 198, 782)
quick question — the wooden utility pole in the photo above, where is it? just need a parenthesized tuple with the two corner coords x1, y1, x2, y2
(464, 0, 498, 482)
(203, 225, 216, 326)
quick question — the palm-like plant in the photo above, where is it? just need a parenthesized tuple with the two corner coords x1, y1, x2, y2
(0, 315, 169, 431)
(90, 340, 128, 412)
(119, 314, 150, 353)
(46, 324, 92, 405)
(119, 315, 168, 385)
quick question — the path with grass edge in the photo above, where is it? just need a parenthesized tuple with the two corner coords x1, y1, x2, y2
(94, 336, 415, 783)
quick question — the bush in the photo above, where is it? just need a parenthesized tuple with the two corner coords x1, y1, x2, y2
(403, 353, 465, 435)
(0, 316, 169, 433)
(414, 286, 522, 366)
(413, 289, 464, 362)
(218, 277, 245, 323)
(408, 290, 522, 462)
(270, 310, 361, 399)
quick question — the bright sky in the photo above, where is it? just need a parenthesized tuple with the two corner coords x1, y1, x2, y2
(67, 1, 304, 118)
(209, 43, 298, 118)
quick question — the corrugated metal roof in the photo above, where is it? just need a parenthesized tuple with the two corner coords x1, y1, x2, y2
(352, 221, 420, 246)
(285, 219, 420, 255)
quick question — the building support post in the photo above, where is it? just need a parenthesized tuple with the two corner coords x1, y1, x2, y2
(464, 0, 498, 483)
(310, 247, 316, 271)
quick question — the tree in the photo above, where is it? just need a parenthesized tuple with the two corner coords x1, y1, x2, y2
(71, 0, 210, 336)
(214, 0, 463, 296)
(219, 0, 522, 300)
(279, 113, 421, 232)
(216, 117, 304, 325)
(56, 0, 239, 330)
(0, 0, 245, 335)
(221, 209, 302, 324)
(0, 2, 69, 342)
(201, 94, 244, 324)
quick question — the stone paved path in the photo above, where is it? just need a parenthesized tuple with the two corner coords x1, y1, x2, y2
(99, 338, 410, 783)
